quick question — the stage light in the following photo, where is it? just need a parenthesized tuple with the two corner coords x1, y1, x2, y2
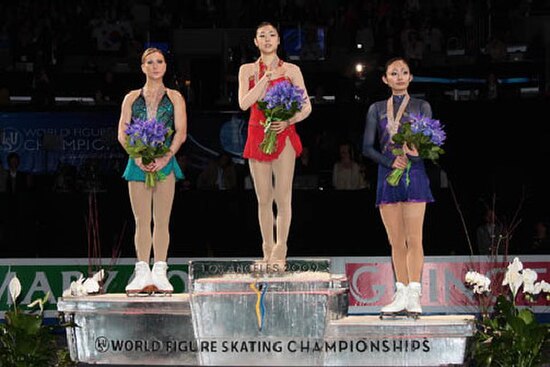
(355, 63, 364, 73)
(356, 43, 363, 49)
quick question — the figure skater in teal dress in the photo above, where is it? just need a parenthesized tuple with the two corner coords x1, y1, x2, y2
(117, 48, 187, 295)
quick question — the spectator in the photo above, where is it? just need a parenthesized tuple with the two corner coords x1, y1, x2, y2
(295, 146, 318, 176)
(476, 208, 504, 255)
(175, 153, 200, 191)
(31, 67, 55, 107)
(94, 71, 120, 105)
(404, 31, 424, 69)
(332, 142, 367, 190)
(294, 146, 319, 189)
(486, 35, 507, 63)
(483, 72, 500, 100)
(0, 85, 10, 106)
(196, 152, 238, 190)
(5, 152, 33, 194)
(0, 161, 7, 192)
(52, 163, 77, 193)
(529, 219, 550, 254)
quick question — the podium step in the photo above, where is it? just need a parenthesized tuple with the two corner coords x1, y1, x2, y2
(58, 260, 476, 366)
(325, 315, 476, 366)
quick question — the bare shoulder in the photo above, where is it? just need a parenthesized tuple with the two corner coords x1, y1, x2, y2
(122, 89, 141, 107)
(282, 62, 302, 73)
(166, 88, 185, 103)
(123, 89, 141, 105)
(238, 62, 255, 75)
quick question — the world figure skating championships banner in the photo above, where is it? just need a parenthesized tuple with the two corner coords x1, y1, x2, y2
(1, 256, 549, 320)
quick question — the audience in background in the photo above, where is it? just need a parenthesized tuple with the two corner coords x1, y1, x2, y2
(0, 161, 7, 192)
(5, 152, 33, 194)
(476, 208, 504, 255)
(0, 0, 542, 106)
(530, 219, 550, 254)
(332, 142, 367, 190)
(196, 152, 238, 190)
(175, 153, 200, 191)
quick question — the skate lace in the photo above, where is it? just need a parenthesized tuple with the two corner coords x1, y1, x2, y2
(153, 264, 168, 275)
(409, 288, 421, 296)
(135, 265, 150, 277)
(391, 288, 405, 301)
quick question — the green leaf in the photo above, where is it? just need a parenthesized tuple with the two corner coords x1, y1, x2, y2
(517, 309, 535, 325)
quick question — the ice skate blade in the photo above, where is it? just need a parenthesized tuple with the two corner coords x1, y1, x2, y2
(407, 312, 421, 320)
(150, 290, 173, 297)
(125, 285, 156, 297)
(379, 311, 409, 320)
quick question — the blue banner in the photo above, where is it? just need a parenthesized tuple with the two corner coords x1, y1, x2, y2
(0, 111, 248, 174)
(0, 111, 123, 173)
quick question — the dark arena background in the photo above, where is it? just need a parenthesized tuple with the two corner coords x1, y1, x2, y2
(2, 2, 550, 367)
(1, 0, 550, 259)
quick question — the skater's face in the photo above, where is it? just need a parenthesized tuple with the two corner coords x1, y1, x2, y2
(383, 60, 413, 95)
(141, 51, 166, 80)
(254, 25, 279, 55)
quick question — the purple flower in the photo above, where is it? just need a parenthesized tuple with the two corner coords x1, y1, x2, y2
(261, 80, 306, 112)
(123, 117, 173, 187)
(125, 118, 170, 148)
(408, 113, 446, 147)
(389, 113, 446, 186)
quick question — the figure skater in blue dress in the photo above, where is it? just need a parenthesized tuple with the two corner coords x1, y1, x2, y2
(362, 57, 434, 318)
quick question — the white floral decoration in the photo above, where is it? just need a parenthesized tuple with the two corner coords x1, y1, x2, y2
(8, 275, 22, 304)
(502, 257, 524, 298)
(465, 270, 491, 294)
(62, 269, 105, 297)
(521, 268, 538, 294)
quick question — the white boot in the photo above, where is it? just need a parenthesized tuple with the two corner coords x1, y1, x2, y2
(152, 261, 173, 294)
(380, 282, 408, 316)
(126, 261, 154, 295)
(269, 243, 287, 272)
(262, 243, 274, 262)
(407, 282, 422, 317)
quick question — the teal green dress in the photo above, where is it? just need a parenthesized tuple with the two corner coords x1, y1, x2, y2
(122, 91, 184, 182)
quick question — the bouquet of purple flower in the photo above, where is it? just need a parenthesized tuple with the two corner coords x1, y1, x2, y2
(257, 80, 307, 154)
(125, 117, 173, 188)
(387, 113, 446, 186)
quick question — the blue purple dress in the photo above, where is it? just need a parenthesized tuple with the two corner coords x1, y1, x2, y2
(122, 91, 183, 182)
(362, 94, 434, 206)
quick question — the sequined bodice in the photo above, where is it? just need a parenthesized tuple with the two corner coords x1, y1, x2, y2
(131, 92, 174, 144)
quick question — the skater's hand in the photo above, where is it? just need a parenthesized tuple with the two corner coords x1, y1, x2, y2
(403, 143, 419, 157)
(392, 154, 409, 169)
(270, 120, 290, 134)
(265, 65, 286, 81)
(135, 157, 155, 172)
(150, 151, 174, 172)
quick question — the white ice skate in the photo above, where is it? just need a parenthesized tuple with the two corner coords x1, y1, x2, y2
(268, 243, 287, 272)
(126, 261, 155, 296)
(406, 282, 422, 319)
(380, 282, 408, 319)
(151, 261, 173, 296)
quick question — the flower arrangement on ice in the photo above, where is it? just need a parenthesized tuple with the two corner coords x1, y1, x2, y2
(464, 257, 550, 367)
(62, 269, 105, 297)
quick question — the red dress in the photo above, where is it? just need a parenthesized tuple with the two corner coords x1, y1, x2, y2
(242, 60, 303, 162)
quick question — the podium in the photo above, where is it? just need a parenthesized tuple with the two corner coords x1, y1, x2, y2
(58, 259, 476, 366)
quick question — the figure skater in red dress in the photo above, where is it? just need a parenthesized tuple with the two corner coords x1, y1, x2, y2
(238, 21, 312, 270)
